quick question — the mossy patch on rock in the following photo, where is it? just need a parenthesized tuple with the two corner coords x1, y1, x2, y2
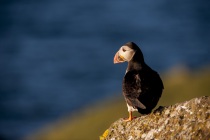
(103, 96, 210, 140)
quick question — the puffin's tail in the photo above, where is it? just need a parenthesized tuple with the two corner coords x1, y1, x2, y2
(137, 108, 152, 114)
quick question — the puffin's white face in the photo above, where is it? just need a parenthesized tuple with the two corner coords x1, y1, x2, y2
(114, 45, 136, 63)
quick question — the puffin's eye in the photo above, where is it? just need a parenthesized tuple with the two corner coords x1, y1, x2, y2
(122, 48, 126, 52)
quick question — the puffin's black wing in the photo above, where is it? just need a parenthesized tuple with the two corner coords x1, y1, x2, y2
(123, 70, 146, 109)
(123, 68, 163, 114)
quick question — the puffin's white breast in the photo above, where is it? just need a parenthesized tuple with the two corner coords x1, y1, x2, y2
(127, 103, 138, 112)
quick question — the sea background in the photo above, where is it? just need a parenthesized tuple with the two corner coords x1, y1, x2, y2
(0, 0, 210, 139)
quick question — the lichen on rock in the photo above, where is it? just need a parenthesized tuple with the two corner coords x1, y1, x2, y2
(102, 96, 210, 140)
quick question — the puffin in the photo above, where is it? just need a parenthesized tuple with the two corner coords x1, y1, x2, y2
(113, 42, 164, 121)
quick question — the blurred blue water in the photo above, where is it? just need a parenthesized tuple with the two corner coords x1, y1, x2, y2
(0, 0, 210, 139)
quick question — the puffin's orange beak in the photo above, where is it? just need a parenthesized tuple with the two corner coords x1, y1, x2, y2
(114, 52, 125, 64)
(114, 52, 119, 64)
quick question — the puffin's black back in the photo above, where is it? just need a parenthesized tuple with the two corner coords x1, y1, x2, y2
(123, 66, 163, 114)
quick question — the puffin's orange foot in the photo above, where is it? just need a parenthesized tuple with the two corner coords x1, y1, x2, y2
(123, 116, 137, 122)
(124, 111, 136, 122)
(124, 117, 132, 122)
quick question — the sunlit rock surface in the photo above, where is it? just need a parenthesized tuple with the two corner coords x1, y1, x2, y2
(102, 96, 210, 140)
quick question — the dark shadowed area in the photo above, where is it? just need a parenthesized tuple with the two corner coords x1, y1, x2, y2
(0, 0, 210, 139)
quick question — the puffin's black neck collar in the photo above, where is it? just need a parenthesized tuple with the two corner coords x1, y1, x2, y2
(127, 60, 144, 72)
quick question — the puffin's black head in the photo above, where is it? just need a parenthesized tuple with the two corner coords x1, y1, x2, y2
(114, 42, 144, 64)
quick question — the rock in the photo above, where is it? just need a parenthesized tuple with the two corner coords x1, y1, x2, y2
(100, 96, 210, 140)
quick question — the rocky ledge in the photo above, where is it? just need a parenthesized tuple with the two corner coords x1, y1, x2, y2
(101, 96, 210, 140)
